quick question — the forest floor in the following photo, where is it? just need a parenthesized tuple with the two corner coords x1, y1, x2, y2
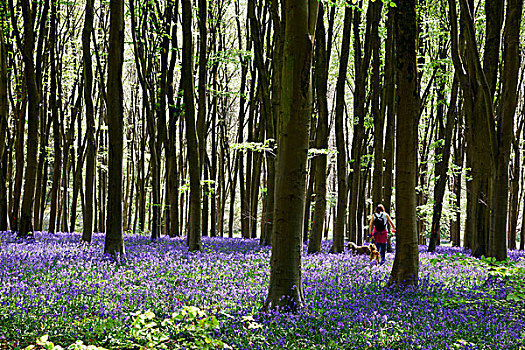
(1, 231, 524, 350)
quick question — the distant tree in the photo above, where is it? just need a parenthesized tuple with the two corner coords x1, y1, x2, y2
(82, 0, 96, 243)
(330, 2, 352, 254)
(308, 3, 334, 254)
(48, 0, 61, 235)
(388, 0, 419, 287)
(428, 76, 458, 252)
(266, 0, 318, 310)
(0, 27, 8, 231)
(104, 0, 125, 255)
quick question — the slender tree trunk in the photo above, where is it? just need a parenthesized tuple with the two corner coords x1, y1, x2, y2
(260, 0, 282, 246)
(371, 0, 384, 207)
(428, 78, 458, 252)
(508, 157, 518, 250)
(348, 1, 379, 243)
(0, 29, 6, 165)
(11, 99, 25, 232)
(0, 28, 8, 230)
(0, 151, 7, 230)
(450, 111, 464, 247)
(18, 0, 41, 237)
(382, 7, 396, 252)
(388, 0, 419, 287)
(82, 0, 95, 242)
(330, 4, 351, 253)
(308, 3, 331, 254)
(48, 0, 62, 234)
(182, 0, 201, 251)
(104, 0, 125, 255)
(266, 0, 318, 311)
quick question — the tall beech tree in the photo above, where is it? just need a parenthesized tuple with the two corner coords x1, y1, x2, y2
(182, 0, 202, 252)
(330, 2, 352, 254)
(388, 0, 419, 287)
(382, 7, 396, 253)
(0, 27, 7, 231)
(266, 0, 318, 310)
(490, 0, 523, 260)
(48, 0, 61, 234)
(428, 77, 458, 252)
(308, 3, 334, 254)
(18, 0, 41, 238)
(82, 0, 96, 243)
(104, 0, 125, 255)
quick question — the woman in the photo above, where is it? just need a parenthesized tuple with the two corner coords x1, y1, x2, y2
(368, 204, 395, 265)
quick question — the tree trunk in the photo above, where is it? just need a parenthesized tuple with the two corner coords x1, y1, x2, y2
(266, 0, 318, 311)
(371, 0, 384, 207)
(308, 3, 331, 254)
(81, 0, 95, 242)
(11, 98, 25, 232)
(489, 0, 522, 260)
(0, 28, 8, 230)
(0, 29, 6, 165)
(48, 0, 62, 234)
(330, 4, 351, 253)
(383, 7, 396, 253)
(18, 0, 41, 237)
(448, 0, 496, 258)
(428, 77, 458, 252)
(450, 111, 464, 247)
(388, 0, 419, 287)
(182, 0, 202, 251)
(348, 1, 379, 243)
(104, 0, 125, 255)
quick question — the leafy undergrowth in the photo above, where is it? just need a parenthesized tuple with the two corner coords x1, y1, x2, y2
(1, 231, 524, 349)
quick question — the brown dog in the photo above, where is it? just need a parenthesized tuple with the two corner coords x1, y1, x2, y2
(369, 243, 380, 264)
(347, 242, 371, 255)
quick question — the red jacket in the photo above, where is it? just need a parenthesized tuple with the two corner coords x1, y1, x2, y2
(373, 228, 388, 244)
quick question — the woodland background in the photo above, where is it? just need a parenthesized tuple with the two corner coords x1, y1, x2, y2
(0, 0, 524, 262)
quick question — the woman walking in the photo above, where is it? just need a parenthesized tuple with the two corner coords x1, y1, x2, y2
(369, 204, 396, 264)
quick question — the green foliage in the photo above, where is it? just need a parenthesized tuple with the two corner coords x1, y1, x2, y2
(230, 139, 275, 154)
(129, 307, 231, 350)
(308, 148, 337, 158)
(22, 307, 231, 350)
(24, 335, 107, 350)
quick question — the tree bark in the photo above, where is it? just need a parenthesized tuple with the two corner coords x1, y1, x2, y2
(182, 0, 202, 251)
(0, 28, 8, 230)
(104, 0, 125, 255)
(428, 77, 458, 252)
(371, 0, 384, 207)
(48, 0, 62, 234)
(383, 7, 396, 252)
(82, 0, 95, 242)
(348, 1, 379, 243)
(18, 0, 41, 237)
(388, 0, 419, 287)
(308, 3, 331, 254)
(0, 29, 6, 165)
(266, 0, 317, 311)
(330, 4, 351, 253)
(489, 0, 522, 260)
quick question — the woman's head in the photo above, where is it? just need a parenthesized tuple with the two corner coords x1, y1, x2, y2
(375, 204, 385, 213)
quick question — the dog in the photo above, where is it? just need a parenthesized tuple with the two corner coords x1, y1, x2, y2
(347, 242, 371, 255)
(369, 243, 380, 264)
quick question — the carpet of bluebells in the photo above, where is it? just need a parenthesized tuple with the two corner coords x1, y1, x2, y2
(1, 231, 525, 349)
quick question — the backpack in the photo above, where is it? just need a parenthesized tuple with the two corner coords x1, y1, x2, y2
(373, 213, 387, 231)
